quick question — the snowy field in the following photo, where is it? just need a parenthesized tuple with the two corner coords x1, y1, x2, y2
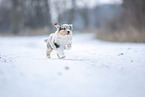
(0, 33, 145, 97)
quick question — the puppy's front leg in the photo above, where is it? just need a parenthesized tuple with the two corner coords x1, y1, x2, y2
(56, 48, 65, 59)
(65, 43, 72, 50)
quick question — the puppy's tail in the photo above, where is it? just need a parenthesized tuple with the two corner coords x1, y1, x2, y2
(44, 39, 48, 43)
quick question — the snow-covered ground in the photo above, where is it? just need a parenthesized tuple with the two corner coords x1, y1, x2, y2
(0, 33, 145, 97)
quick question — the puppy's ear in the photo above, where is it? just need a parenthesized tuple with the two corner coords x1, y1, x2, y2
(55, 23, 60, 28)
(69, 24, 73, 30)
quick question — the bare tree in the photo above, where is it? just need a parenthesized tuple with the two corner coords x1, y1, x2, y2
(11, 0, 19, 34)
(44, 0, 52, 29)
(19, 0, 24, 32)
(67, 0, 76, 24)
(80, 0, 89, 28)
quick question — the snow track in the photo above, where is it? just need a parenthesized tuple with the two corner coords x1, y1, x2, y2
(0, 33, 145, 97)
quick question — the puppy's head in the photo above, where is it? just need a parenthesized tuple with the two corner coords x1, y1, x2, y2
(55, 23, 73, 36)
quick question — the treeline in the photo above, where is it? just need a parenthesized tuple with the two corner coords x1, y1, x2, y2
(0, 0, 145, 42)
(0, 0, 121, 34)
(96, 0, 145, 42)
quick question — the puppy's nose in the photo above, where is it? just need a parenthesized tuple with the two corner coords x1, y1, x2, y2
(67, 31, 70, 35)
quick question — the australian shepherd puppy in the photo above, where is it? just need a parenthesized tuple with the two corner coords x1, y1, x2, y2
(44, 23, 73, 59)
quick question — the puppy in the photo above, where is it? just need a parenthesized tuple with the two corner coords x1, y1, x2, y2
(44, 23, 73, 59)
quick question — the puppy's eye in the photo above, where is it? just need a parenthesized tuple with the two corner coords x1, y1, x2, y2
(69, 26, 72, 30)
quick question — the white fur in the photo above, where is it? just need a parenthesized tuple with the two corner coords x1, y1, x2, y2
(44, 24, 73, 58)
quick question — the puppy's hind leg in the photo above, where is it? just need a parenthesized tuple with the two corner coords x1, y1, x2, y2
(46, 42, 53, 58)
(46, 49, 53, 58)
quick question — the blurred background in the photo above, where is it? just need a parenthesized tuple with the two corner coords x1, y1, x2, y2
(0, 0, 144, 42)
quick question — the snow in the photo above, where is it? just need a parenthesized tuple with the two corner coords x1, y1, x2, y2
(0, 33, 145, 97)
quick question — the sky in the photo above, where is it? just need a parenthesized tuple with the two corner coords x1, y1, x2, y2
(76, 0, 123, 8)
(98, 0, 122, 4)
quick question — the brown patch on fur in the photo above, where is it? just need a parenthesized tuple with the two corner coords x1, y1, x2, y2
(58, 30, 67, 36)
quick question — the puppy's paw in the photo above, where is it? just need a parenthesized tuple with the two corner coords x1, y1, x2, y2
(60, 56, 65, 59)
(67, 43, 71, 48)
(46, 52, 51, 58)
(47, 55, 51, 58)
(44, 39, 48, 42)
(57, 54, 65, 59)
(46, 55, 51, 58)
(65, 43, 71, 50)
